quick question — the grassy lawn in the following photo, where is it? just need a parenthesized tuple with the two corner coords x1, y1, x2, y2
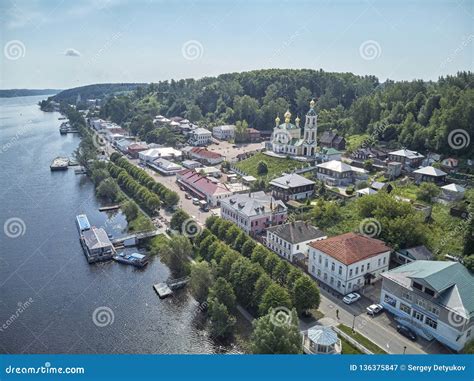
(234, 152, 304, 179)
(340, 336, 363, 354)
(346, 134, 369, 152)
(338, 324, 387, 354)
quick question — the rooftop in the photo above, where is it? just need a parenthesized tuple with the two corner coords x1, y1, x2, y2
(441, 183, 466, 192)
(382, 260, 474, 317)
(178, 169, 232, 196)
(389, 149, 424, 159)
(317, 160, 354, 173)
(309, 232, 391, 265)
(82, 227, 113, 250)
(266, 221, 326, 244)
(189, 147, 224, 159)
(221, 191, 286, 217)
(397, 245, 433, 261)
(306, 326, 339, 346)
(269, 173, 315, 189)
(413, 166, 447, 177)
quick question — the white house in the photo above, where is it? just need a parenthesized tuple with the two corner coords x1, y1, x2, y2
(189, 127, 212, 146)
(212, 125, 235, 140)
(138, 147, 182, 163)
(308, 232, 391, 293)
(148, 158, 183, 176)
(315, 160, 368, 187)
(440, 183, 466, 201)
(266, 221, 326, 262)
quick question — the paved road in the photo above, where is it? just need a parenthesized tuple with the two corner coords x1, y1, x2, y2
(316, 285, 451, 354)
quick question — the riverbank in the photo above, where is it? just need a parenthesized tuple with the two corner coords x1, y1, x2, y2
(0, 96, 225, 354)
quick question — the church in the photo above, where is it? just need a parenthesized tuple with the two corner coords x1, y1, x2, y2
(270, 99, 318, 157)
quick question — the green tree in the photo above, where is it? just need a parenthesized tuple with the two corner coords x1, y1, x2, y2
(189, 261, 213, 304)
(257, 161, 268, 176)
(241, 240, 257, 258)
(208, 299, 236, 340)
(122, 200, 139, 221)
(208, 277, 236, 311)
(170, 209, 191, 232)
(96, 178, 119, 202)
(250, 309, 302, 354)
(416, 182, 440, 203)
(160, 236, 192, 277)
(258, 283, 292, 316)
(292, 276, 320, 315)
(463, 255, 474, 272)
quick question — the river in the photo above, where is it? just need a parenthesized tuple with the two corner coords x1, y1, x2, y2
(0, 95, 220, 354)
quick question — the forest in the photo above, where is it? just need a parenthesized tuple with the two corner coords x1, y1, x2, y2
(47, 69, 473, 157)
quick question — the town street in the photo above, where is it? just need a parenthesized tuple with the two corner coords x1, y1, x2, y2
(315, 285, 452, 354)
(104, 139, 451, 355)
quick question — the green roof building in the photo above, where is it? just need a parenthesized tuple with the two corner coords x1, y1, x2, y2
(380, 260, 473, 351)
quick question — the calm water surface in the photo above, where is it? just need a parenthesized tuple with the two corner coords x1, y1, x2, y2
(0, 96, 217, 354)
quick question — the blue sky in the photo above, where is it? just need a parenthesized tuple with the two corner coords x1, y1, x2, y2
(1, 0, 472, 89)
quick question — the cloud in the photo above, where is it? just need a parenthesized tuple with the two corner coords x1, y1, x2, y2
(64, 48, 81, 57)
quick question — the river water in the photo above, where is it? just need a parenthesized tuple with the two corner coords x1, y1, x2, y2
(0, 96, 218, 354)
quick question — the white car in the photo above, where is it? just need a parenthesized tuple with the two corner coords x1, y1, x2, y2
(342, 292, 361, 304)
(366, 304, 384, 315)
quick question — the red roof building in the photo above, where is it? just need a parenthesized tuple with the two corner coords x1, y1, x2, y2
(176, 169, 232, 206)
(308, 232, 391, 292)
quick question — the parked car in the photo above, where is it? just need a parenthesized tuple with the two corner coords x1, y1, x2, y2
(366, 304, 384, 315)
(185, 194, 192, 199)
(342, 293, 361, 304)
(192, 198, 200, 205)
(396, 324, 417, 341)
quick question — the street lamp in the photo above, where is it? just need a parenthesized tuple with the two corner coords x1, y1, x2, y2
(403, 346, 407, 355)
(352, 314, 356, 332)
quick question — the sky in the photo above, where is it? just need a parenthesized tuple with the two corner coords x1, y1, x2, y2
(0, 0, 473, 89)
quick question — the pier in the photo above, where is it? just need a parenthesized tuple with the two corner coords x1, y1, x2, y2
(111, 229, 161, 247)
(153, 276, 190, 298)
(50, 157, 69, 171)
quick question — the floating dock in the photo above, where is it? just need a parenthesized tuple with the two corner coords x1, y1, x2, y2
(153, 283, 173, 298)
(50, 157, 69, 171)
(153, 277, 189, 299)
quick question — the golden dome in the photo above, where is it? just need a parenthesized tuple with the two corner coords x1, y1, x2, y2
(295, 116, 300, 125)
(284, 110, 291, 123)
(275, 115, 280, 125)
(310, 99, 315, 108)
